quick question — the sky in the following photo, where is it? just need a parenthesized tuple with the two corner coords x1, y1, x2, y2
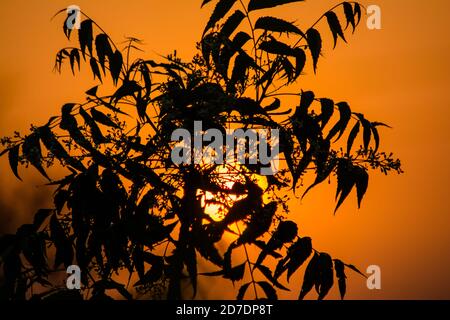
(0, 0, 449, 299)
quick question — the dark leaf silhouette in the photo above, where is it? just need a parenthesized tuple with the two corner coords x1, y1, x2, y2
(90, 58, 102, 82)
(325, 11, 346, 48)
(8, 145, 21, 181)
(347, 121, 360, 154)
(248, 0, 304, 12)
(237, 282, 251, 300)
(90, 109, 119, 128)
(343, 2, 356, 32)
(95, 34, 113, 73)
(33, 209, 53, 230)
(354, 166, 369, 208)
(220, 10, 245, 38)
(334, 259, 346, 299)
(306, 28, 322, 73)
(298, 252, 319, 299)
(22, 132, 50, 180)
(110, 50, 123, 85)
(316, 253, 334, 300)
(254, 16, 303, 35)
(326, 102, 351, 141)
(319, 98, 334, 128)
(79, 20, 93, 58)
(257, 281, 277, 300)
(204, 0, 237, 36)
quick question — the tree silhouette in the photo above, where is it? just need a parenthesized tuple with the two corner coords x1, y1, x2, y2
(0, 0, 402, 300)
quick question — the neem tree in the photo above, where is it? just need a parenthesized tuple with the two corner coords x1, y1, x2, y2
(0, 0, 401, 300)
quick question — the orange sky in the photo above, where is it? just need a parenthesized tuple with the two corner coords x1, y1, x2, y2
(0, 0, 449, 299)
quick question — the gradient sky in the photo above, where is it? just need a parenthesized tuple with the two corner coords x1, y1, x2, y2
(0, 0, 449, 299)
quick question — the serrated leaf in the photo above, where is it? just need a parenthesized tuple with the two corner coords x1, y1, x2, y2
(257, 281, 277, 300)
(110, 50, 123, 85)
(286, 237, 312, 281)
(334, 259, 346, 299)
(220, 10, 245, 39)
(248, 0, 304, 12)
(298, 252, 319, 299)
(8, 144, 21, 180)
(347, 122, 360, 154)
(293, 47, 306, 78)
(90, 58, 102, 82)
(306, 28, 322, 73)
(255, 264, 290, 291)
(69, 49, 80, 75)
(78, 19, 93, 58)
(343, 2, 356, 32)
(95, 34, 113, 73)
(259, 38, 293, 56)
(316, 253, 334, 300)
(354, 166, 369, 208)
(326, 102, 351, 141)
(319, 98, 334, 128)
(237, 282, 251, 300)
(203, 0, 237, 36)
(334, 160, 356, 213)
(254, 16, 303, 35)
(325, 11, 346, 48)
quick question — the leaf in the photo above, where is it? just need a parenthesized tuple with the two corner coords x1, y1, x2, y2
(254, 16, 303, 35)
(8, 144, 21, 180)
(203, 0, 237, 36)
(110, 50, 123, 85)
(354, 3, 362, 26)
(50, 213, 73, 269)
(370, 122, 390, 153)
(78, 19, 93, 58)
(326, 102, 352, 141)
(259, 38, 294, 56)
(298, 252, 319, 300)
(325, 11, 346, 48)
(39, 126, 85, 171)
(316, 253, 334, 300)
(343, 2, 356, 32)
(237, 282, 251, 300)
(293, 48, 306, 78)
(54, 189, 69, 214)
(85, 85, 99, 97)
(90, 109, 119, 128)
(112, 80, 141, 103)
(33, 209, 53, 230)
(298, 90, 315, 113)
(255, 264, 290, 291)
(361, 118, 372, 151)
(319, 98, 334, 128)
(248, 0, 305, 12)
(95, 34, 113, 73)
(334, 160, 356, 213)
(257, 281, 278, 300)
(220, 10, 245, 39)
(306, 28, 322, 73)
(90, 58, 102, 82)
(228, 53, 250, 91)
(347, 122, 360, 154)
(334, 259, 346, 299)
(69, 49, 80, 75)
(264, 98, 281, 112)
(224, 262, 246, 281)
(79, 107, 106, 144)
(22, 132, 50, 180)
(286, 237, 312, 281)
(354, 166, 369, 208)
(345, 263, 367, 278)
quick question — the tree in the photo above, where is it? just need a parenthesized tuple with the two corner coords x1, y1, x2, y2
(0, 0, 402, 300)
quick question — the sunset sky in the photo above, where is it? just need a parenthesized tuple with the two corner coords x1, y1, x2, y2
(0, 0, 449, 299)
